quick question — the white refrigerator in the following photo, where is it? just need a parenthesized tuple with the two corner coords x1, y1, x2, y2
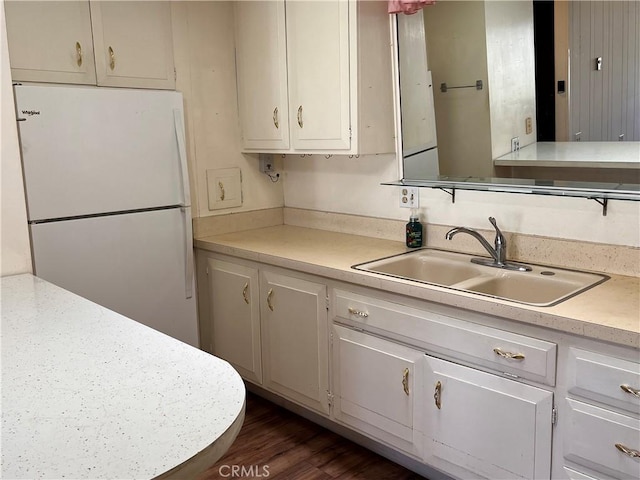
(15, 84, 199, 347)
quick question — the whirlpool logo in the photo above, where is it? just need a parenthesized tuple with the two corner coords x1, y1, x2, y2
(21, 110, 40, 116)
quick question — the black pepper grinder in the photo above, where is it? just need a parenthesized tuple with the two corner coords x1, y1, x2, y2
(406, 209, 423, 248)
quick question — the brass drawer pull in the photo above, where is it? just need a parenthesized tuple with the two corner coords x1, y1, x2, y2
(615, 443, 640, 458)
(402, 368, 410, 396)
(434, 381, 442, 409)
(620, 384, 640, 398)
(494, 348, 525, 360)
(108, 46, 115, 70)
(75, 42, 83, 67)
(242, 283, 249, 304)
(266, 289, 274, 311)
(347, 307, 368, 318)
(273, 107, 279, 129)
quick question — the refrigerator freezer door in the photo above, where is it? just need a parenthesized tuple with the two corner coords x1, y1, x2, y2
(29, 208, 199, 347)
(15, 84, 189, 221)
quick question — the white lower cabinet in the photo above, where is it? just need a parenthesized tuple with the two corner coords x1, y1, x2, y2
(564, 400, 640, 480)
(196, 251, 640, 480)
(562, 348, 640, 480)
(260, 270, 330, 415)
(206, 257, 262, 384)
(423, 355, 554, 480)
(199, 252, 329, 416)
(331, 325, 425, 458)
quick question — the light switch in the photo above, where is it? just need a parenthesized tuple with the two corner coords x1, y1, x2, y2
(207, 167, 242, 210)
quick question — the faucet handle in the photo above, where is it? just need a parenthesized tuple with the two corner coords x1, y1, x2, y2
(489, 217, 507, 250)
(488, 217, 501, 234)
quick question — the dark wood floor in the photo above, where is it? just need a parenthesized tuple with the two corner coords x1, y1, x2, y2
(199, 393, 426, 480)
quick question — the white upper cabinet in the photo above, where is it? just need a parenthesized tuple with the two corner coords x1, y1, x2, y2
(90, 1, 175, 90)
(286, 0, 351, 151)
(234, 0, 395, 155)
(5, 1, 97, 85)
(234, 0, 290, 150)
(5, 1, 175, 90)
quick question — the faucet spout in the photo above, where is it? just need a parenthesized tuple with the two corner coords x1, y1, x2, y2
(445, 217, 531, 272)
(445, 227, 500, 263)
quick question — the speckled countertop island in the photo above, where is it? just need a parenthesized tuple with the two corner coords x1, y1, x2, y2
(1, 274, 245, 480)
(196, 225, 640, 349)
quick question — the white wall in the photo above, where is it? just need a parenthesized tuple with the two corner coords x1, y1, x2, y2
(171, 1, 284, 219)
(1, 0, 32, 276)
(282, 153, 640, 248)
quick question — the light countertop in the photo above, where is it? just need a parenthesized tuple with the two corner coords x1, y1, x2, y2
(196, 225, 640, 349)
(494, 141, 640, 169)
(1, 274, 245, 480)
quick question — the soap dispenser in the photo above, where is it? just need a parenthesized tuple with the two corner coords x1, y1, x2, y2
(406, 209, 423, 248)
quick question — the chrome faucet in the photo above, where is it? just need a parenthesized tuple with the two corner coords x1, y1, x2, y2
(445, 217, 531, 272)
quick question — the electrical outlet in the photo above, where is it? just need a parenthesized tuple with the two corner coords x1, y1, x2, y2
(259, 154, 274, 173)
(511, 137, 520, 152)
(400, 187, 419, 208)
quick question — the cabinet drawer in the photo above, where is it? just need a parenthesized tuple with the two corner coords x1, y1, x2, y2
(565, 399, 640, 479)
(567, 348, 640, 415)
(563, 467, 600, 480)
(334, 290, 557, 386)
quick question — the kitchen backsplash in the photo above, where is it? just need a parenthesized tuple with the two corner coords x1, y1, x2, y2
(194, 207, 639, 277)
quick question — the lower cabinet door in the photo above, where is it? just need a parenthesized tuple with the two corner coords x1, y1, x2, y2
(261, 270, 329, 415)
(331, 325, 424, 458)
(423, 355, 553, 480)
(207, 258, 262, 384)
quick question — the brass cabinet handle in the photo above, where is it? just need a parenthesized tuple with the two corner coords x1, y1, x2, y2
(297, 105, 303, 128)
(347, 307, 368, 318)
(615, 443, 640, 458)
(108, 46, 115, 70)
(620, 384, 640, 398)
(273, 107, 279, 129)
(266, 288, 274, 311)
(434, 381, 442, 409)
(218, 181, 225, 201)
(75, 42, 83, 67)
(402, 368, 410, 396)
(242, 283, 249, 304)
(493, 348, 525, 360)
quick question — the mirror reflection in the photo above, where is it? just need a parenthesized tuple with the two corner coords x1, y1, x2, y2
(396, 0, 640, 185)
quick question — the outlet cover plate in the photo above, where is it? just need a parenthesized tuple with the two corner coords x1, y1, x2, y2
(400, 187, 419, 208)
(259, 154, 275, 173)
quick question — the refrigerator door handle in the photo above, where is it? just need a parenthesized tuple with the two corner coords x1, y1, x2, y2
(173, 109, 191, 207)
(181, 207, 194, 299)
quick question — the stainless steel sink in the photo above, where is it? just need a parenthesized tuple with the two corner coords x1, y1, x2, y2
(352, 248, 609, 306)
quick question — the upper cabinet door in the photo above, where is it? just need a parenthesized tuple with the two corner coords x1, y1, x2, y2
(5, 1, 97, 85)
(235, 0, 290, 150)
(286, 0, 351, 151)
(90, 1, 175, 90)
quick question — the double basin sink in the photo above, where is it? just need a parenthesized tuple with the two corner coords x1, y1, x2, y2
(353, 248, 609, 307)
